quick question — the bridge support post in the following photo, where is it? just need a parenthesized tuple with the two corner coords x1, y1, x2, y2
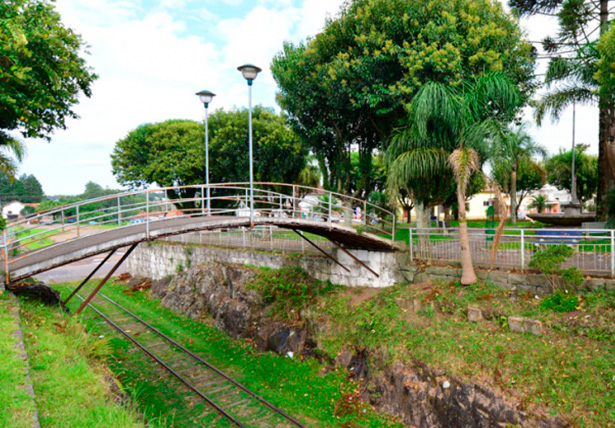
(75, 244, 138, 316)
(62, 249, 118, 307)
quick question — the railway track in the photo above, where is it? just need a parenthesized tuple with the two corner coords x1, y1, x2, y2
(75, 289, 307, 428)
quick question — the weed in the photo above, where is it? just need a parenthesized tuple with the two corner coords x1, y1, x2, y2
(175, 263, 183, 274)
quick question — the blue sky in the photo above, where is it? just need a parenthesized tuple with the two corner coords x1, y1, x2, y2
(17, 0, 599, 195)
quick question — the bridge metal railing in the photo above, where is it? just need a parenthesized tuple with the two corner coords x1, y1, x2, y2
(404, 226, 615, 277)
(1, 183, 396, 276)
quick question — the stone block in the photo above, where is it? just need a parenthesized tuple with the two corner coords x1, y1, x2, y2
(582, 279, 606, 291)
(413, 299, 423, 312)
(425, 266, 459, 277)
(467, 307, 483, 322)
(606, 280, 615, 291)
(507, 273, 526, 285)
(523, 319, 543, 336)
(486, 271, 508, 284)
(507, 316, 524, 333)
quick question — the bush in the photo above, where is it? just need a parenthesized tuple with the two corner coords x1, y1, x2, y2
(540, 290, 579, 312)
(528, 245, 584, 292)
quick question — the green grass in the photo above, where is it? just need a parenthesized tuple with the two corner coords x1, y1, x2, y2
(0, 293, 38, 428)
(306, 281, 615, 426)
(56, 281, 404, 428)
(18, 298, 149, 427)
(13, 227, 55, 251)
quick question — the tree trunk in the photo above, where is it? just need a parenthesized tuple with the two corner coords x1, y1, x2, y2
(510, 166, 517, 224)
(457, 188, 477, 285)
(596, 0, 614, 220)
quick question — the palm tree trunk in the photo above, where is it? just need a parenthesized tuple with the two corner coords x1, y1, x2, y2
(510, 165, 517, 224)
(457, 187, 477, 285)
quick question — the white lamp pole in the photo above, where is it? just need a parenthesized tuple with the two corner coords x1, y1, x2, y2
(237, 64, 261, 226)
(196, 90, 215, 216)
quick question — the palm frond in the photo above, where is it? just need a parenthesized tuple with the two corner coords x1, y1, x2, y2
(534, 86, 596, 125)
(411, 82, 462, 138)
(386, 148, 450, 187)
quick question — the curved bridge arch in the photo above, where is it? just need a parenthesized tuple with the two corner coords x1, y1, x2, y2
(4, 183, 398, 283)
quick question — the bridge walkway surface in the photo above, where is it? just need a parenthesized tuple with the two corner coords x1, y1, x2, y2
(8, 216, 397, 283)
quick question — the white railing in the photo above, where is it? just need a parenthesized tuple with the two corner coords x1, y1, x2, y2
(2, 182, 396, 272)
(406, 226, 615, 277)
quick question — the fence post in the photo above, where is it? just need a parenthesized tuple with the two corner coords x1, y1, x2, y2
(328, 192, 332, 225)
(392, 214, 396, 241)
(611, 230, 614, 278)
(409, 227, 413, 260)
(146, 191, 150, 240)
(76, 206, 80, 237)
(3, 229, 9, 283)
(201, 185, 205, 216)
(117, 196, 121, 227)
(363, 201, 367, 225)
(61, 209, 65, 232)
(520, 229, 525, 272)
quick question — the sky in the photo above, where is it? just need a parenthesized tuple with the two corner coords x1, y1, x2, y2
(16, 0, 598, 196)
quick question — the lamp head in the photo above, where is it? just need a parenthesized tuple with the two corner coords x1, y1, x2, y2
(237, 64, 262, 86)
(196, 90, 215, 107)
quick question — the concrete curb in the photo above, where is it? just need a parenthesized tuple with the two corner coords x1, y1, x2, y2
(7, 293, 41, 428)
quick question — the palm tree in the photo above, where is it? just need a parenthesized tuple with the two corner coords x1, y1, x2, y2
(490, 123, 546, 224)
(529, 194, 548, 213)
(386, 73, 521, 285)
(0, 132, 26, 180)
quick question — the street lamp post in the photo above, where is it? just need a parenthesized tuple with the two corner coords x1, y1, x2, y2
(196, 90, 215, 216)
(237, 64, 261, 226)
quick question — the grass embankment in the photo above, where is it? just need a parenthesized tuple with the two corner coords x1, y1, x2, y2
(17, 298, 148, 427)
(0, 294, 38, 428)
(296, 280, 615, 427)
(57, 280, 403, 428)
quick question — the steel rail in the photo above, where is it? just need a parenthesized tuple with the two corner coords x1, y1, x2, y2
(75, 294, 248, 428)
(90, 290, 307, 428)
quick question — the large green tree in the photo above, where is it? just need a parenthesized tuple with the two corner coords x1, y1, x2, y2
(492, 158, 546, 215)
(544, 144, 598, 206)
(111, 108, 308, 202)
(0, 173, 43, 203)
(510, 0, 613, 218)
(0, 0, 97, 145)
(272, 0, 535, 198)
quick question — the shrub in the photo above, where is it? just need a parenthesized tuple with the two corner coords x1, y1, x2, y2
(540, 290, 579, 312)
(528, 245, 584, 292)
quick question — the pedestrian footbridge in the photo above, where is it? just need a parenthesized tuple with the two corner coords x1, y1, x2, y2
(3, 183, 398, 283)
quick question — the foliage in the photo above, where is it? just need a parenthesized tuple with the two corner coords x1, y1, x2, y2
(272, 0, 535, 197)
(544, 144, 598, 204)
(489, 123, 546, 221)
(387, 73, 523, 284)
(249, 267, 338, 320)
(540, 290, 580, 313)
(596, 23, 615, 107)
(0, 173, 44, 203)
(528, 245, 584, 292)
(510, 0, 613, 218)
(0, 0, 97, 144)
(111, 108, 307, 202)
(528, 193, 548, 213)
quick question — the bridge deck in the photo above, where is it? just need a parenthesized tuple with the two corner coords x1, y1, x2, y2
(8, 216, 397, 282)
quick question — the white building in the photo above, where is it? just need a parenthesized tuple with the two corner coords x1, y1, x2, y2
(2, 201, 25, 220)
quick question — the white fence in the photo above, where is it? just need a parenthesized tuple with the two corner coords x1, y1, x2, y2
(407, 227, 615, 277)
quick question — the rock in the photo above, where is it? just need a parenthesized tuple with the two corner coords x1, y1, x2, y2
(523, 319, 544, 336)
(9, 282, 62, 306)
(467, 307, 483, 322)
(507, 316, 524, 333)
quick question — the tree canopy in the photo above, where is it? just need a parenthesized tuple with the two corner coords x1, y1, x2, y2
(0, 173, 43, 203)
(544, 145, 598, 205)
(111, 108, 308, 200)
(0, 0, 97, 145)
(272, 0, 535, 197)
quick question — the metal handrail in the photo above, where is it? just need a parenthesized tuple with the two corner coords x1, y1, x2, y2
(2, 183, 397, 273)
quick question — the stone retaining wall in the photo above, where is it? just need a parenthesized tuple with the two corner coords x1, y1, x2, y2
(127, 242, 615, 293)
(126, 242, 408, 288)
